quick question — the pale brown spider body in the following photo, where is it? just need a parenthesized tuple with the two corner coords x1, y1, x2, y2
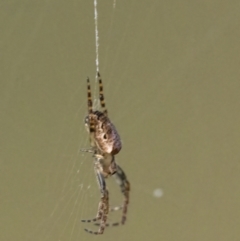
(85, 110, 122, 155)
(81, 72, 130, 235)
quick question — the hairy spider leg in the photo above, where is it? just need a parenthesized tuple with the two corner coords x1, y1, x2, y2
(95, 164, 130, 227)
(81, 159, 109, 235)
(87, 77, 95, 133)
(97, 72, 108, 116)
(114, 164, 130, 226)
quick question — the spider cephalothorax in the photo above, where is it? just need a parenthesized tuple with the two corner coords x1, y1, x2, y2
(81, 72, 130, 235)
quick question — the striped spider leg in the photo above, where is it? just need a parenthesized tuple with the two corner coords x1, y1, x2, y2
(95, 163, 130, 227)
(111, 164, 130, 226)
(81, 153, 110, 235)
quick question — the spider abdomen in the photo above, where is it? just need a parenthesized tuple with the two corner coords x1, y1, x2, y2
(94, 114, 122, 155)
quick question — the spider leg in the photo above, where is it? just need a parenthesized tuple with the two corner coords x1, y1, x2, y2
(97, 72, 108, 116)
(114, 164, 130, 225)
(95, 164, 130, 227)
(80, 148, 94, 153)
(87, 77, 95, 133)
(80, 148, 100, 155)
(81, 158, 109, 235)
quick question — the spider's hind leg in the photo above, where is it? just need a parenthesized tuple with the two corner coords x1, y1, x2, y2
(86, 77, 95, 133)
(97, 72, 108, 116)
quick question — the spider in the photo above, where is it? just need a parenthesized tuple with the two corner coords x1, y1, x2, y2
(81, 72, 130, 235)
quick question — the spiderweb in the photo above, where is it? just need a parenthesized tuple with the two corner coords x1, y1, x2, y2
(2, 1, 239, 240)
(25, 1, 132, 240)
(0, 1, 166, 240)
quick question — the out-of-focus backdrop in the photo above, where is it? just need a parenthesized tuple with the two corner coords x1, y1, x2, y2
(1, 1, 240, 241)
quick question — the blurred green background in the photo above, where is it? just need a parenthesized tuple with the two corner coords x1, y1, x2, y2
(1, 1, 240, 241)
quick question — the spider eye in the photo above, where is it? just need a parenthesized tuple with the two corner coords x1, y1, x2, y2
(103, 134, 107, 139)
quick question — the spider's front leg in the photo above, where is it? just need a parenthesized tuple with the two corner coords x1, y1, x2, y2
(95, 164, 130, 227)
(113, 164, 130, 225)
(81, 159, 109, 235)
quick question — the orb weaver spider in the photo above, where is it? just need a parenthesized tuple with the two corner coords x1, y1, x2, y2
(81, 72, 130, 235)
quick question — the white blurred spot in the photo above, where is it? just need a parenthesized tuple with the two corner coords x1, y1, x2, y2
(153, 188, 164, 198)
